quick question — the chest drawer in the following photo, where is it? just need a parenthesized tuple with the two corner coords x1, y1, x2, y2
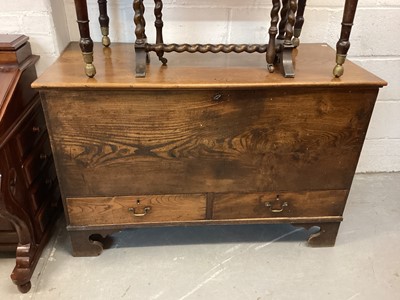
(15, 104, 46, 159)
(212, 190, 348, 220)
(67, 194, 207, 226)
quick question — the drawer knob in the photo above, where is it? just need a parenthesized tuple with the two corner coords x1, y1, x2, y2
(264, 195, 288, 213)
(32, 126, 41, 133)
(128, 206, 151, 217)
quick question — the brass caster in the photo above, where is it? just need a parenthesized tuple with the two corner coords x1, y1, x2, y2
(85, 63, 96, 78)
(267, 64, 275, 73)
(102, 36, 111, 47)
(292, 37, 300, 47)
(333, 64, 344, 78)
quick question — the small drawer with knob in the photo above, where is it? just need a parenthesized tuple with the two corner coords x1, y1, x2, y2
(14, 105, 46, 159)
(212, 190, 348, 220)
(66, 194, 207, 226)
(21, 136, 53, 185)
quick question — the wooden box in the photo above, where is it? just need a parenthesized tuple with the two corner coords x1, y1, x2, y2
(33, 42, 386, 256)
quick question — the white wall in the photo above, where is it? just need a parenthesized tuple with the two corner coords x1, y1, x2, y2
(1, 0, 399, 172)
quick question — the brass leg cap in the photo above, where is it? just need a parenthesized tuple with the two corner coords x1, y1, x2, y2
(102, 36, 111, 47)
(267, 64, 275, 73)
(85, 63, 96, 78)
(292, 37, 300, 47)
(333, 64, 344, 78)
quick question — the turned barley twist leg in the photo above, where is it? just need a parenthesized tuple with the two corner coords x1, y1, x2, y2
(266, 0, 281, 73)
(98, 0, 110, 47)
(280, 0, 297, 78)
(154, 0, 168, 65)
(334, 0, 359, 77)
(293, 0, 307, 47)
(277, 0, 290, 40)
(74, 0, 96, 77)
(140, 0, 151, 64)
(134, 0, 147, 77)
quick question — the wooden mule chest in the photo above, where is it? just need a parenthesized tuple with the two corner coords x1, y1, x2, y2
(33, 42, 386, 256)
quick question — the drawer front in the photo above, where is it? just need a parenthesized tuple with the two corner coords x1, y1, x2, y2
(22, 136, 52, 185)
(15, 105, 46, 159)
(67, 194, 207, 226)
(212, 190, 348, 220)
(29, 164, 58, 212)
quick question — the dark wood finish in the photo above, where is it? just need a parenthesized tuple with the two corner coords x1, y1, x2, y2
(97, 0, 110, 47)
(0, 35, 61, 293)
(333, 0, 359, 77)
(70, 1, 363, 79)
(69, 229, 116, 256)
(67, 194, 207, 226)
(0, 35, 31, 65)
(266, 0, 281, 73)
(42, 87, 377, 196)
(213, 190, 348, 220)
(293, 0, 307, 47)
(154, 0, 167, 65)
(33, 43, 385, 254)
(73, 0, 96, 77)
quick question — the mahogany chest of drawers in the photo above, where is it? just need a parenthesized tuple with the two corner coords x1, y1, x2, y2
(0, 35, 61, 293)
(33, 42, 386, 257)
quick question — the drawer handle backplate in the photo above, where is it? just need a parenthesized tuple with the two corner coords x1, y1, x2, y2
(264, 195, 288, 213)
(128, 206, 151, 217)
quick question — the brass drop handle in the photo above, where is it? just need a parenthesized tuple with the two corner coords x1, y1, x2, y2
(128, 206, 151, 217)
(264, 195, 288, 213)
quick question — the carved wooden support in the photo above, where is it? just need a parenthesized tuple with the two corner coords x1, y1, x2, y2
(69, 229, 117, 257)
(0, 173, 36, 293)
(145, 43, 271, 54)
(154, 0, 167, 65)
(134, 0, 147, 77)
(74, 0, 96, 77)
(334, 0, 359, 77)
(280, 0, 297, 78)
(293, 0, 307, 47)
(98, 0, 110, 47)
(293, 222, 341, 247)
(278, 0, 290, 40)
(266, 0, 281, 73)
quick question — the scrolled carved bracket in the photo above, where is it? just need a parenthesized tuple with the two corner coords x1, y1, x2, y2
(69, 229, 117, 257)
(293, 222, 341, 247)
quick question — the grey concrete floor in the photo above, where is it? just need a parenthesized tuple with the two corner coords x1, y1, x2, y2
(1, 173, 399, 300)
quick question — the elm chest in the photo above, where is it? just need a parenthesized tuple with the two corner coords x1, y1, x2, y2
(33, 42, 386, 256)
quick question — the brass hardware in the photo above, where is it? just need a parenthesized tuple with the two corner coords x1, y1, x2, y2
(212, 94, 222, 101)
(128, 206, 151, 217)
(32, 126, 40, 133)
(333, 54, 346, 78)
(264, 195, 288, 213)
(82, 52, 96, 78)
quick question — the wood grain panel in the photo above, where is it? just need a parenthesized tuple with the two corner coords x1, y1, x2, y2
(43, 87, 377, 197)
(213, 190, 348, 220)
(67, 194, 207, 226)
